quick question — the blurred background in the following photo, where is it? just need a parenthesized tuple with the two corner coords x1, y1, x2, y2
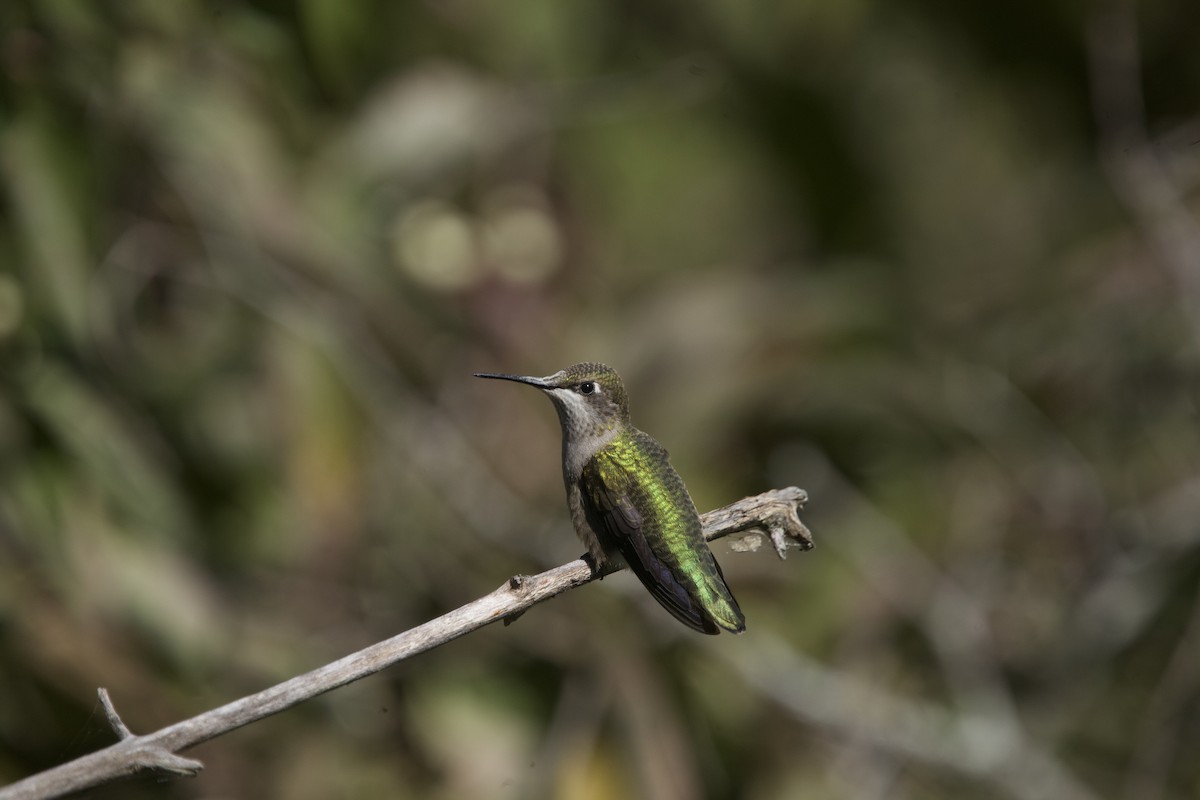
(2, 1, 1199, 798)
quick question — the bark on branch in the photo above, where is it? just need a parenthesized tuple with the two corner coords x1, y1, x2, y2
(0, 487, 811, 800)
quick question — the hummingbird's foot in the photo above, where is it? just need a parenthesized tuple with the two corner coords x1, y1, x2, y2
(582, 551, 623, 579)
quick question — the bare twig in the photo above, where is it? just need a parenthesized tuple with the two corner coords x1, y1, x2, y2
(1087, 0, 1200, 343)
(0, 487, 810, 800)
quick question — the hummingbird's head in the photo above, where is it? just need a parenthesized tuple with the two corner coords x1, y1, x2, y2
(475, 362, 630, 441)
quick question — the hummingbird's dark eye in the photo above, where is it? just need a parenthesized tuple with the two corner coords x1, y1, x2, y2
(578, 381, 596, 395)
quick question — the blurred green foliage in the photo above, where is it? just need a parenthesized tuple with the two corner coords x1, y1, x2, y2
(2, 1, 1200, 798)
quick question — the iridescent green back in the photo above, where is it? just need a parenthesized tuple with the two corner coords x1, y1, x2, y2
(578, 429, 745, 634)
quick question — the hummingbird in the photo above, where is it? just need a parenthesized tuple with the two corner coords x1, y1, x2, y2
(475, 362, 745, 634)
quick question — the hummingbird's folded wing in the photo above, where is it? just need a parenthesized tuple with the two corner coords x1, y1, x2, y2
(578, 439, 721, 634)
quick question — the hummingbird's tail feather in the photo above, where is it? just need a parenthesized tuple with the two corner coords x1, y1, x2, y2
(703, 557, 746, 633)
(605, 489, 745, 635)
(628, 554, 744, 634)
(620, 535, 723, 634)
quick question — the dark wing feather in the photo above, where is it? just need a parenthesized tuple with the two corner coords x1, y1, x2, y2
(578, 451, 719, 634)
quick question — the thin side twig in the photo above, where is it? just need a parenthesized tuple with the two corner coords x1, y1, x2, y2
(0, 487, 810, 800)
(1087, 0, 1200, 344)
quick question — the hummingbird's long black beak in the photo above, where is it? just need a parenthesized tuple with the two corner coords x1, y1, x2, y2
(474, 372, 551, 389)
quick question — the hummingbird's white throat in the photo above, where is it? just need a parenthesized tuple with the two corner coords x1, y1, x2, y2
(545, 386, 620, 479)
